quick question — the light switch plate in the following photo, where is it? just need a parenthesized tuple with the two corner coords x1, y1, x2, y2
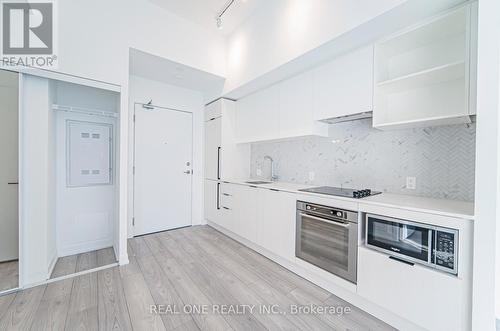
(406, 176, 417, 190)
(256, 168, 262, 176)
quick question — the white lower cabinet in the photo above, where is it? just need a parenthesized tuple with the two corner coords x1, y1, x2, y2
(206, 182, 471, 330)
(357, 246, 467, 331)
(232, 185, 258, 242)
(256, 189, 296, 261)
(218, 182, 235, 231)
(204, 179, 220, 225)
(209, 184, 296, 262)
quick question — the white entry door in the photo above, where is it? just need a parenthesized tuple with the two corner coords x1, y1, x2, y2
(134, 104, 193, 236)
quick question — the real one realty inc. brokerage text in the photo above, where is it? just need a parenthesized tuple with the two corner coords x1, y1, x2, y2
(150, 304, 352, 316)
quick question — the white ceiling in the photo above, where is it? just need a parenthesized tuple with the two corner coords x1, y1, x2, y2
(149, 0, 264, 35)
(129, 48, 225, 102)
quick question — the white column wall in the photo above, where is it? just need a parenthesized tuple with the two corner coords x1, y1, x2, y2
(20, 75, 54, 286)
(472, 0, 500, 329)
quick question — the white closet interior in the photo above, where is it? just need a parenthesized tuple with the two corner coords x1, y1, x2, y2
(21, 75, 120, 284)
(51, 80, 120, 263)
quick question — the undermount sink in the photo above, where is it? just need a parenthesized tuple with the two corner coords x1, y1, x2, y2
(245, 180, 273, 185)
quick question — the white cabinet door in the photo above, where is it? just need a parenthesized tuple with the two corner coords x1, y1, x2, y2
(204, 100, 222, 121)
(233, 185, 258, 243)
(204, 179, 220, 224)
(204, 117, 221, 180)
(219, 182, 235, 231)
(256, 189, 297, 261)
(358, 247, 466, 331)
(236, 85, 280, 143)
(279, 71, 315, 138)
(312, 46, 374, 121)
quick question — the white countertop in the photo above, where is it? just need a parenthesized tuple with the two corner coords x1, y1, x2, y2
(220, 178, 475, 220)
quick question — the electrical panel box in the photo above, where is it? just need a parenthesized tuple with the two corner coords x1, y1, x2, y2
(67, 120, 112, 187)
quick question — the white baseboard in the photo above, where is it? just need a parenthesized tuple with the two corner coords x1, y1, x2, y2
(23, 271, 51, 289)
(113, 244, 120, 263)
(119, 255, 129, 266)
(58, 238, 113, 257)
(47, 253, 58, 279)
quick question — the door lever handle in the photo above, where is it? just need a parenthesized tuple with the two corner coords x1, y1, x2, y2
(183, 170, 191, 174)
(7, 182, 19, 185)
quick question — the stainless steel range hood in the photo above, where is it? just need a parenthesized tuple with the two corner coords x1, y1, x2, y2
(319, 111, 372, 124)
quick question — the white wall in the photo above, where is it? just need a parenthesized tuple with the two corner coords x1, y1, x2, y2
(224, 0, 406, 93)
(473, 0, 500, 329)
(127, 75, 205, 237)
(54, 112, 117, 257)
(46, 81, 57, 276)
(52, 0, 226, 265)
(56, 0, 226, 86)
(20, 75, 53, 285)
(497, 30, 500, 322)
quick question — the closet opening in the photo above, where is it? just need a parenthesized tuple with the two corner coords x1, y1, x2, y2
(18, 72, 122, 288)
(47, 79, 120, 279)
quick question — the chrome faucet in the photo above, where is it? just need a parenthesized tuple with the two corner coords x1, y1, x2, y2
(264, 155, 278, 181)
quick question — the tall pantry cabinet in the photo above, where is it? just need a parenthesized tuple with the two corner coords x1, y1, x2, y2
(204, 99, 250, 226)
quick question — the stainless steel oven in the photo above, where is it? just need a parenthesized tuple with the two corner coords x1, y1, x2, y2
(296, 201, 358, 284)
(365, 214, 458, 275)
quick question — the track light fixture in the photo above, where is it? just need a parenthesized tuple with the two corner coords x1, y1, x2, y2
(215, 0, 246, 29)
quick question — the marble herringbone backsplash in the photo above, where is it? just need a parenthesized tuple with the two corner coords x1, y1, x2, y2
(250, 119, 476, 201)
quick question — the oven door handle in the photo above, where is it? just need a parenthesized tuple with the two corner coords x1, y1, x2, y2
(300, 213, 350, 228)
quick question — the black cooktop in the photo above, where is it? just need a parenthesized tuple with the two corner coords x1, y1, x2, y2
(299, 186, 382, 199)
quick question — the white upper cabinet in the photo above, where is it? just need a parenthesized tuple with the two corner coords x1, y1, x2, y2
(312, 46, 374, 121)
(204, 100, 222, 121)
(373, 4, 476, 130)
(279, 71, 328, 138)
(235, 72, 327, 144)
(204, 99, 250, 180)
(236, 85, 280, 143)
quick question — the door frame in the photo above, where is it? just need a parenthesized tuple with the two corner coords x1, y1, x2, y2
(132, 102, 194, 237)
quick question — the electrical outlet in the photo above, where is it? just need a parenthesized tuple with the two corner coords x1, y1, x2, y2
(309, 171, 315, 181)
(406, 176, 416, 190)
(256, 168, 262, 176)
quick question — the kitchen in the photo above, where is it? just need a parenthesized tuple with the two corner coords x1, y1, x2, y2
(0, 0, 498, 330)
(204, 2, 476, 330)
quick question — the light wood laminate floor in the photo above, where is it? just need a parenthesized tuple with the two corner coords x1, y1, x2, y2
(0, 225, 396, 330)
(0, 261, 18, 293)
(50, 247, 117, 279)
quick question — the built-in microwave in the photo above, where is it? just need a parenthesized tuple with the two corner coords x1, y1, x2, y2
(365, 214, 458, 275)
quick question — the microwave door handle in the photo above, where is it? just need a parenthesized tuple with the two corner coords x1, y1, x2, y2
(429, 229, 433, 263)
(300, 213, 350, 228)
